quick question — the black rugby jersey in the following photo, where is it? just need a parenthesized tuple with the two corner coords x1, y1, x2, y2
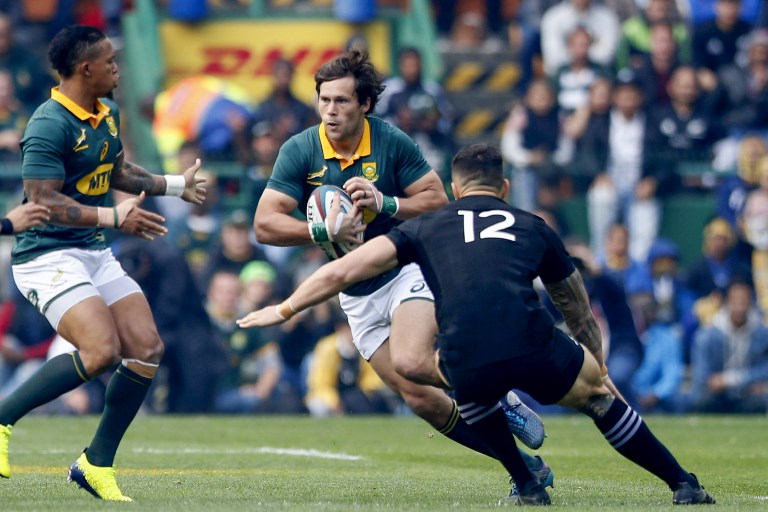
(387, 194, 574, 370)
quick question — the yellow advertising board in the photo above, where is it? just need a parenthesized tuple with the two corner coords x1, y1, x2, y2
(159, 19, 392, 107)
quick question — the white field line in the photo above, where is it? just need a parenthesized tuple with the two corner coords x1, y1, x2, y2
(19, 446, 364, 461)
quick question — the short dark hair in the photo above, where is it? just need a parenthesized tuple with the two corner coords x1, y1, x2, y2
(48, 25, 106, 78)
(314, 49, 385, 113)
(451, 144, 504, 190)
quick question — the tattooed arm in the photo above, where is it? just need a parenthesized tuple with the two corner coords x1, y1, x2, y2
(111, 152, 207, 205)
(544, 269, 605, 367)
(110, 152, 168, 196)
(24, 178, 100, 227)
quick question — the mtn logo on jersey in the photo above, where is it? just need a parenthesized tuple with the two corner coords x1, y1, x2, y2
(76, 163, 113, 195)
(362, 162, 378, 182)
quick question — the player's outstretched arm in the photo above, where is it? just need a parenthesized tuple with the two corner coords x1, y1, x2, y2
(110, 152, 206, 205)
(237, 236, 399, 328)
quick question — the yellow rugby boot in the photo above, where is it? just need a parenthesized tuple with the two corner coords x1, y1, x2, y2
(0, 424, 11, 478)
(67, 451, 132, 501)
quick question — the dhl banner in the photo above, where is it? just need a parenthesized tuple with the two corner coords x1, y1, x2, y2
(160, 19, 392, 106)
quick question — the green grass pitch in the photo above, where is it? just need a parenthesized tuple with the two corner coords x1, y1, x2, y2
(1, 414, 766, 510)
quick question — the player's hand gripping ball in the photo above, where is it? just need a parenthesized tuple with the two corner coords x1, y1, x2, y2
(306, 184, 364, 259)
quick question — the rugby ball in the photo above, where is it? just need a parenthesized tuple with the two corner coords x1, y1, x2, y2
(306, 184, 363, 259)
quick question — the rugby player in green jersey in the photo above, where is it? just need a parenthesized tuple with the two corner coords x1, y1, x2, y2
(0, 25, 206, 501)
(252, 49, 552, 489)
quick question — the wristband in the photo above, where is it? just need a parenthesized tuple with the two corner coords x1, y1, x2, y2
(309, 222, 330, 243)
(164, 174, 186, 197)
(381, 195, 399, 216)
(0, 218, 12, 235)
(96, 207, 117, 228)
(275, 299, 298, 320)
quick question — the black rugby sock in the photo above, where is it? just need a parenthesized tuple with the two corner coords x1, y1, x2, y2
(86, 365, 152, 467)
(438, 400, 542, 470)
(0, 352, 89, 425)
(594, 399, 693, 489)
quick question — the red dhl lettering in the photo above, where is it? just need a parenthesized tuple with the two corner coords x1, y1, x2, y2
(199, 47, 341, 76)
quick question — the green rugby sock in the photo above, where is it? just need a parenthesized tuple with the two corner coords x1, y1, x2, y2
(0, 352, 89, 425)
(86, 365, 152, 467)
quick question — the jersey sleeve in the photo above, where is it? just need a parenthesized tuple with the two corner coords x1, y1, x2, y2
(390, 126, 433, 190)
(536, 217, 575, 284)
(267, 136, 310, 201)
(20, 116, 68, 180)
(385, 219, 421, 266)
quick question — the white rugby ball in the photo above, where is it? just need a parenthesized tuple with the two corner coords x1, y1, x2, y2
(306, 184, 363, 259)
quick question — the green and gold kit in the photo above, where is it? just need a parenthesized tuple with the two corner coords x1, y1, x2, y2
(12, 87, 122, 264)
(268, 116, 432, 296)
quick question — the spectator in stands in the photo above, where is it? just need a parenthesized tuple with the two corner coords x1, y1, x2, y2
(693, 0, 754, 89)
(253, 59, 317, 147)
(631, 295, 686, 413)
(742, 186, 768, 315)
(642, 239, 696, 332)
(205, 270, 281, 414)
(147, 76, 254, 173)
(716, 134, 764, 234)
(577, 71, 652, 261)
(552, 27, 608, 115)
(687, 216, 750, 299)
(500, 78, 571, 212)
(242, 120, 281, 213)
(0, 13, 54, 113)
(392, 94, 455, 183)
(563, 76, 613, 194)
(0, 69, 24, 169)
(598, 222, 652, 298)
(540, 0, 620, 76)
(616, 0, 690, 71)
(685, 0, 764, 26)
(713, 29, 768, 137)
(238, 260, 278, 314)
(199, 209, 269, 293)
(305, 309, 399, 417)
(688, 277, 768, 413)
(207, 270, 291, 414)
(630, 22, 687, 107)
(378, 47, 453, 138)
(643, 66, 725, 214)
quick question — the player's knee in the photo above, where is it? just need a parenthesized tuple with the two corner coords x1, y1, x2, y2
(80, 338, 122, 375)
(391, 350, 437, 385)
(398, 384, 446, 423)
(120, 324, 165, 364)
(579, 393, 615, 420)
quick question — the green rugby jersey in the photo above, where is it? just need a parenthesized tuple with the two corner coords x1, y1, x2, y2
(12, 88, 123, 264)
(268, 116, 432, 296)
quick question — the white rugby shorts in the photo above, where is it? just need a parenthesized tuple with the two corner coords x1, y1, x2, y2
(12, 248, 141, 329)
(339, 263, 434, 360)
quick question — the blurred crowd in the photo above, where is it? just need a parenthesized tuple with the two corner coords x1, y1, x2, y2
(0, 0, 767, 416)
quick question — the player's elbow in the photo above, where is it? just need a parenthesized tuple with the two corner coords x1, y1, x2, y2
(253, 217, 275, 245)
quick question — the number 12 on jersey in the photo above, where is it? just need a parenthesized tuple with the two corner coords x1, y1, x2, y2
(458, 210, 517, 243)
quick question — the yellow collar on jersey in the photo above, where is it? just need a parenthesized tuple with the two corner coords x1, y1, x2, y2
(50, 87, 111, 129)
(319, 118, 371, 170)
